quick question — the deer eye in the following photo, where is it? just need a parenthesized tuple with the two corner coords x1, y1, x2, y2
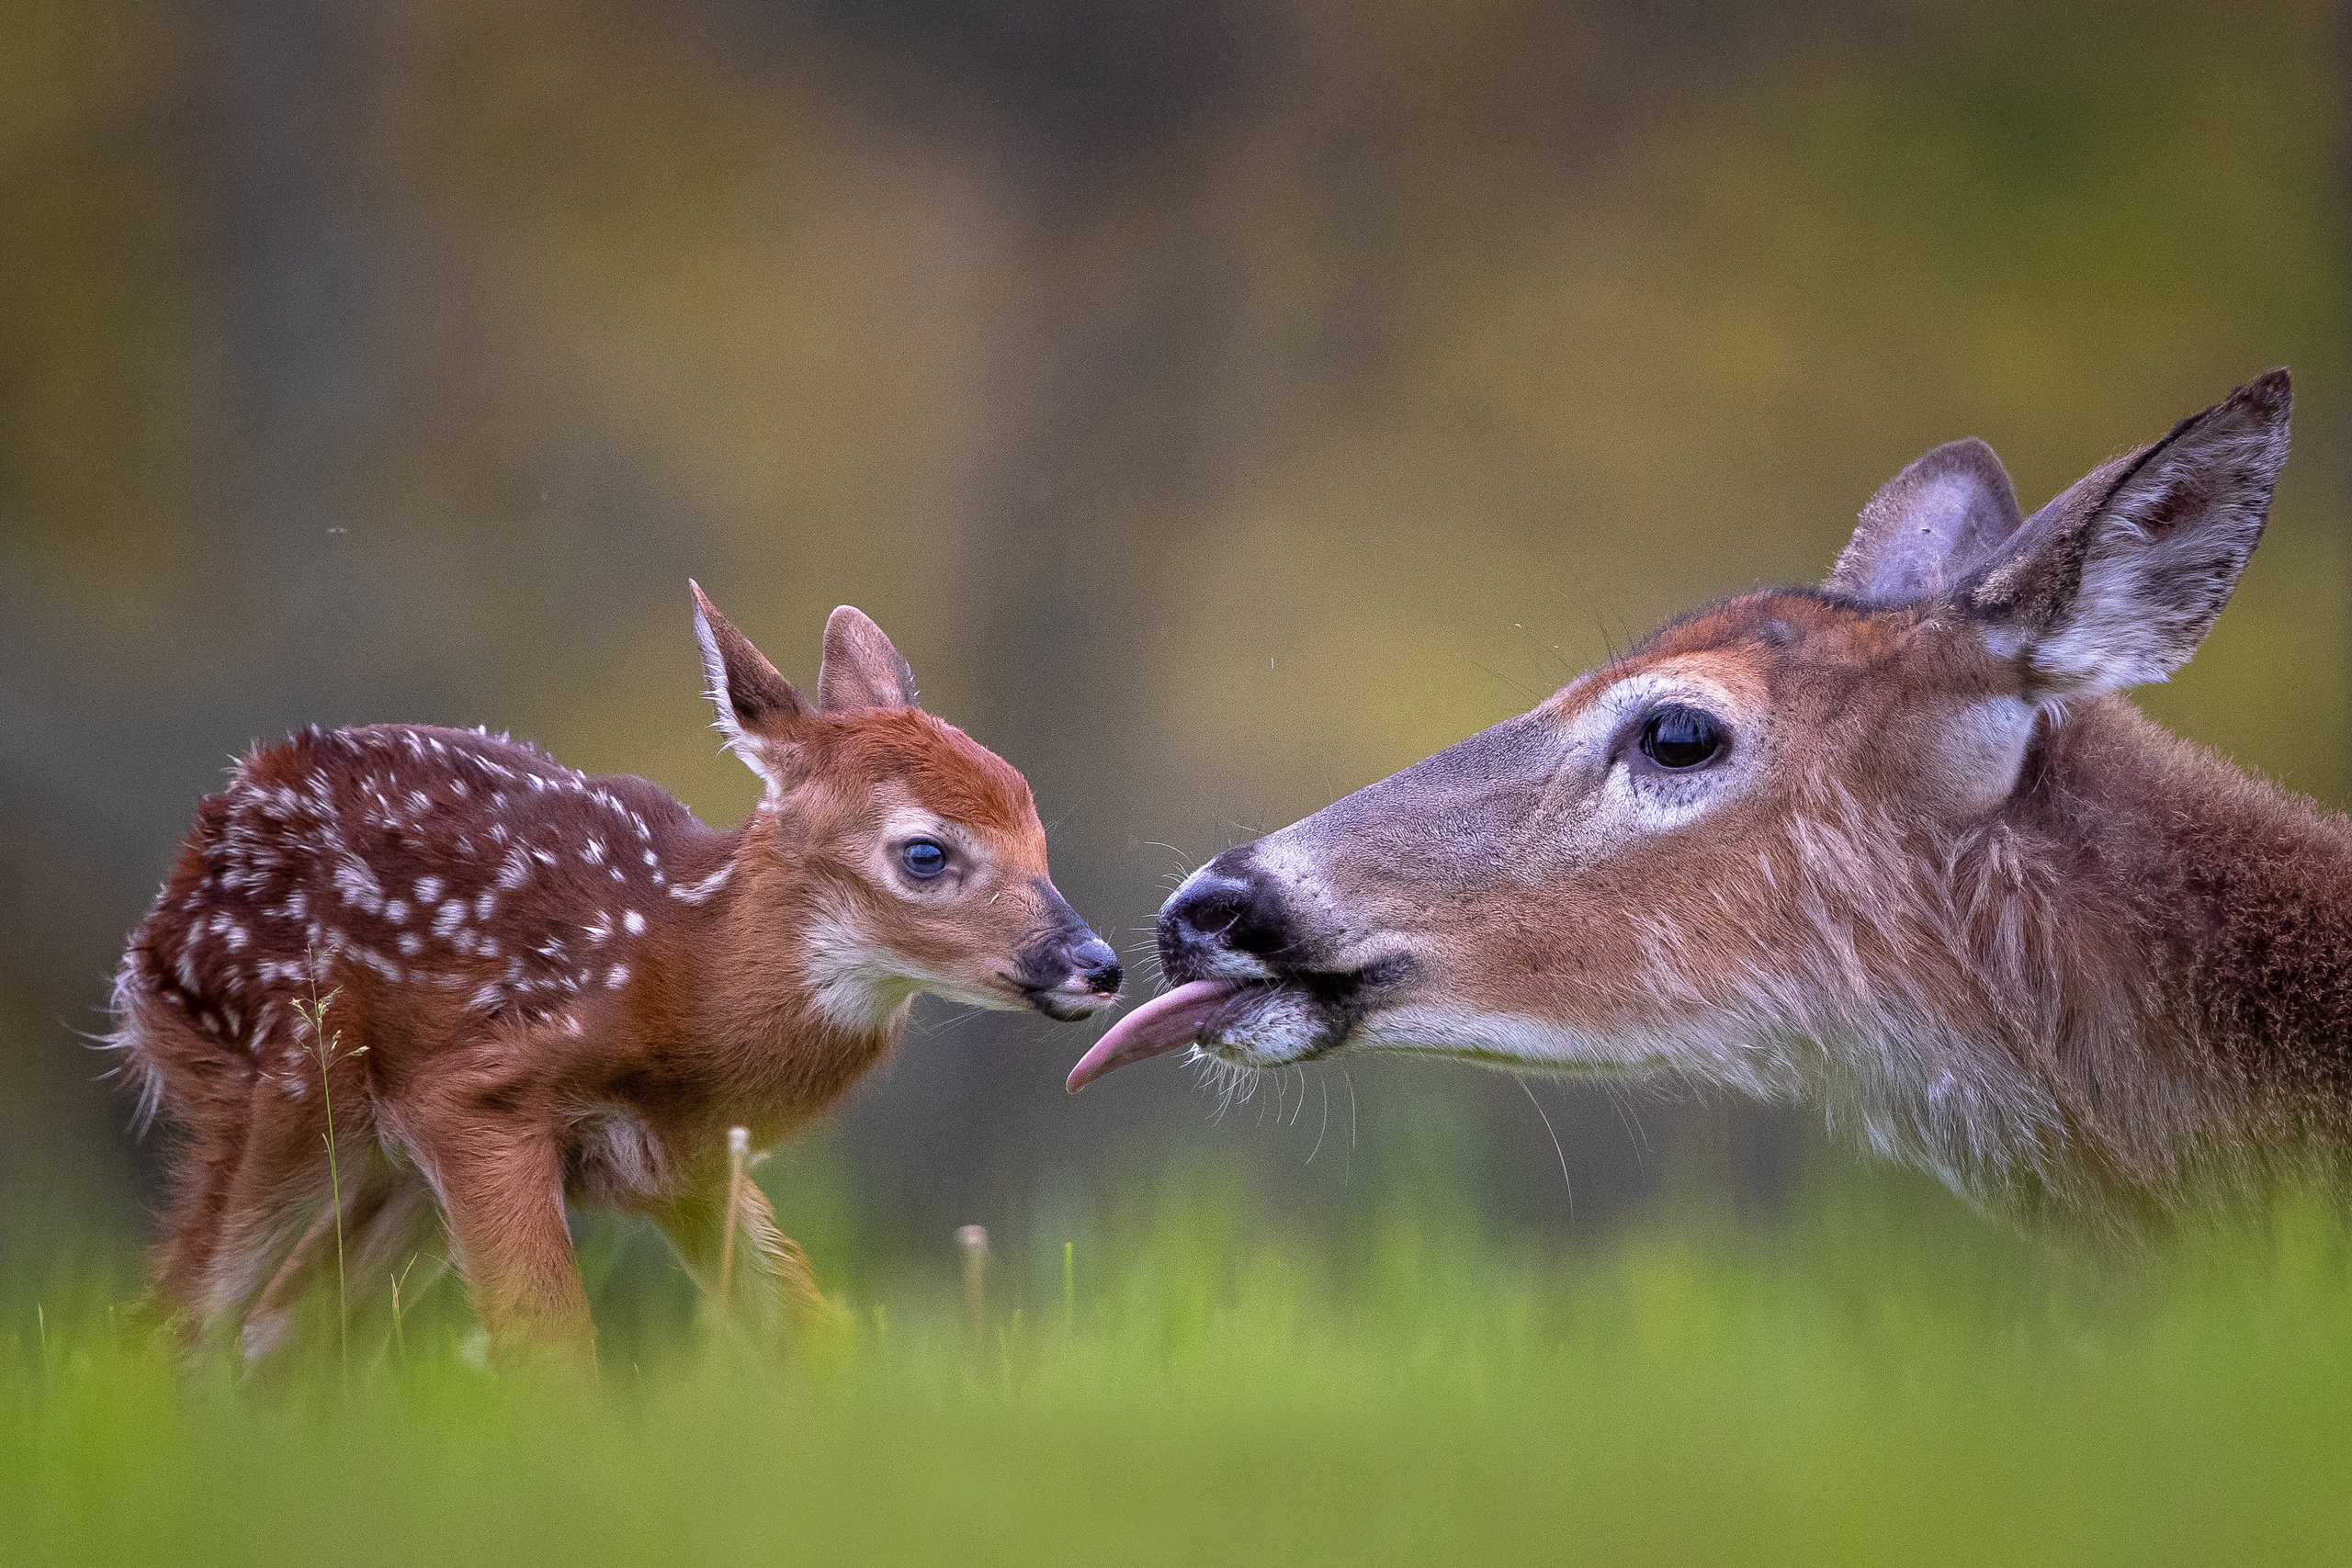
(1638, 705, 1726, 771)
(900, 839, 948, 880)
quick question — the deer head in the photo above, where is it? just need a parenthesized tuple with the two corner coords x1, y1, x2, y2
(692, 583, 1122, 1028)
(1072, 372, 2292, 1109)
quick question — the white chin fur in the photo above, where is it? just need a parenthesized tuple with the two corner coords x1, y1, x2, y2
(802, 903, 1019, 1031)
(1351, 1003, 1804, 1100)
(1201, 986, 1328, 1068)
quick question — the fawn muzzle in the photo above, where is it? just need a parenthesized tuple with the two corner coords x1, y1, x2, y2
(1014, 878, 1124, 1021)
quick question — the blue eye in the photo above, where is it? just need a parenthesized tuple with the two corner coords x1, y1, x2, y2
(901, 839, 948, 880)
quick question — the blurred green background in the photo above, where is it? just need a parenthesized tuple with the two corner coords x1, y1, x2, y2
(2, 0, 2345, 1277)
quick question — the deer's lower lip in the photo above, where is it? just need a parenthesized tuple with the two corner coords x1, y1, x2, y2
(1024, 985, 1114, 1022)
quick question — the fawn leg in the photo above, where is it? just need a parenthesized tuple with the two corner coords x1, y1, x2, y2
(657, 1177, 829, 1339)
(346, 1178, 448, 1306)
(141, 1010, 255, 1339)
(148, 1115, 248, 1344)
(241, 1157, 401, 1364)
(415, 1117, 594, 1367)
(191, 1089, 340, 1354)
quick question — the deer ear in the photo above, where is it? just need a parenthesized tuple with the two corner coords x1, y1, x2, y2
(1957, 369, 2290, 705)
(816, 605, 919, 716)
(690, 581, 810, 781)
(1827, 438, 2025, 602)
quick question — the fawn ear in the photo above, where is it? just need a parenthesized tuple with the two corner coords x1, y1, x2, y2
(690, 581, 811, 780)
(1828, 438, 2025, 601)
(1955, 369, 2290, 705)
(816, 605, 920, 715)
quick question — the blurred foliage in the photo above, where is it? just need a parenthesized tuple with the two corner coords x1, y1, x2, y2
(0, 0, 2344, 1262)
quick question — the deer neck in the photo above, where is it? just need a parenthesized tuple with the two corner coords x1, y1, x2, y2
(2046, 699, 2352, 1109)
(673, 818, 907, 1121)
(1788, 698, 2352, 1203)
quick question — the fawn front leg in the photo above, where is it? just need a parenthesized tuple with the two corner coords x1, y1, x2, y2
(658, 1174, 830, 1343)
(415, 1117, 594, 1367)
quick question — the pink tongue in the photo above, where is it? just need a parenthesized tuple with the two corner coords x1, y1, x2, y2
(1066, 979, 1238, 1093)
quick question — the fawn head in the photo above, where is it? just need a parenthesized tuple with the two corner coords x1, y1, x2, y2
(1072, 370, 2292, 1090)
(691, 584, 1121, 1027)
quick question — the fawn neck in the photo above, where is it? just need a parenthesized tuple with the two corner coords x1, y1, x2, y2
(654, 812, 903, 1129)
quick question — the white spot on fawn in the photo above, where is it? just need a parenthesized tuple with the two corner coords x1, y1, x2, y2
(622, 909, 646, 936)
(667, 862, 734, 906)
(333, 856, 384, 912)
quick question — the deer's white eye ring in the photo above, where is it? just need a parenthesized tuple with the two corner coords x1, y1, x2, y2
(900, 839, 948, 879)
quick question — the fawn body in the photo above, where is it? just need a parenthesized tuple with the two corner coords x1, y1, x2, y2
(117, 589, 1121, 1360)
(1079, 370, 2346, 1217)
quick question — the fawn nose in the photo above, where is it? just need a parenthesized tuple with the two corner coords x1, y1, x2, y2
(1017, 881, 1124, 1018)
(1068, 937, 1123, 998)
(1159, 850, 1295, 980)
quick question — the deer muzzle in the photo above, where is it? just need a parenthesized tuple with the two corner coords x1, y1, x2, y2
(1014, 879, 1124, 1021)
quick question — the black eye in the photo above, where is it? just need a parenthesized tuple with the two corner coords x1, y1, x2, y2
(900, 839, 948, 879)
(1638, 705, 1726, 771)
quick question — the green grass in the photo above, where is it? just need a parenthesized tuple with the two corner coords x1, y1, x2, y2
(8, 1178, 2352, 1566)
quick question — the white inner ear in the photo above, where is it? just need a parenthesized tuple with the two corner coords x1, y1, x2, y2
(693, 607, 773, 786)
(1929, 695, 2035, 816)
(2030, 513, 2233, 699)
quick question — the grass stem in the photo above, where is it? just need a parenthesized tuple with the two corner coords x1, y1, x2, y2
(956, 1224, 989, 1339)
(718, 1126, 750, 1320)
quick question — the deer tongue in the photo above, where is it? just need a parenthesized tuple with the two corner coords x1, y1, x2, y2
(1066, 979, 1238, 1093)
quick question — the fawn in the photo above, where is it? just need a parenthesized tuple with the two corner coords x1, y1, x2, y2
(1077, 370, 2350, 1221)
(113, 586, 1122, 1362)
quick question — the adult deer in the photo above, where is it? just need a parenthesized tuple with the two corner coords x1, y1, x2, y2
(1075, 370, 2342, 1218)
(114, 586, 1122, 1363)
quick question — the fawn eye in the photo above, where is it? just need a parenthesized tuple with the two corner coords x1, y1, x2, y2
(900, 839, 948, 880)
(1638, 705, 1726, 771)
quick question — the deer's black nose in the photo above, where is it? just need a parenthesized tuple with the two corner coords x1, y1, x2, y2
(1159, 850, 1295, 979)
(1069, 936, 1123, 997)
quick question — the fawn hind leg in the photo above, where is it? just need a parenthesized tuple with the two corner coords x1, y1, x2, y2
(189, 1079, 353, 1356)
(657, 1176, 831, 1344)
(137, 1002, 259, 1340)
(240, 1171, 447, 1366)
(148, 1114, 250, 1344)
(239, 1156, 430, 1364)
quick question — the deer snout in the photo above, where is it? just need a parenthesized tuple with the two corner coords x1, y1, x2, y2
(1159, 849, 1296, 985)
(1066, 936, 1124, 996)
(1015, 881, 1124, 1021)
